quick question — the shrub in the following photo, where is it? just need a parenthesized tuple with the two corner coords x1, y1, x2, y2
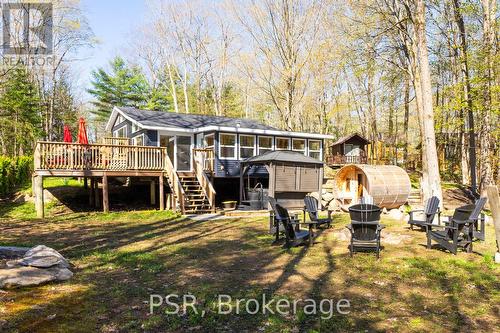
(0, 156, 33, 196)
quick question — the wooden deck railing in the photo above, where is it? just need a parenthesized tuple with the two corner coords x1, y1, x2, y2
(35, 141, 166, 171)
(193, 150, 216, 212)
(101, 137, 130, 145)
(164, 151, 186, 213)
(193, 148, 214, 173)
(326, 154, 368, 165)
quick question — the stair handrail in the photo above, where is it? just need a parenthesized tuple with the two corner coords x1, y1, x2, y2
(193, 150, 216, 212)
(163, 149, 186, 214)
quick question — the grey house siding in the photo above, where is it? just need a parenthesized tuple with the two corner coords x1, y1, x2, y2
(111, 115, 322, 178)
(213, 132, 320, 178)
(111, 119, 132, 136)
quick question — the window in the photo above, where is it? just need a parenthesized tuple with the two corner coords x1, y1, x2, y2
(276, 137, 290, 150)
(204, 133, 214, 148)
(116, 115, 125, 125)
(131, 123, 139, 134)
(219, 133, 236, 159)
(258, 136, 273, 155)
(114, 126, 127, 138)
(292, 138, 306, 155)
(239, 135, 255, 159)
(309, 140, 322, 160)
(133, 135, 144, 146)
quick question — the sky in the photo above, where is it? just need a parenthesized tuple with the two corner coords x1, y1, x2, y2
(74, 0, 147, 102)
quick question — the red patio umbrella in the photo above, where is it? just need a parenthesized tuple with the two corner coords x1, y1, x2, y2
(77, 117, 89, 144)
(63, 125, 72, 143)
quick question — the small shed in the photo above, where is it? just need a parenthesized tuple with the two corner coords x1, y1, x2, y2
(330, 133, 370, 157)
(334, 164, 411, 209)
(240, 151, 324, 209)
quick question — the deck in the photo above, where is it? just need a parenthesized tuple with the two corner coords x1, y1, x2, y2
(32, 141, 216, 217)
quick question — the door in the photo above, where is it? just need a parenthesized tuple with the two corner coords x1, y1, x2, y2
(160, 135, 175, 166)
(176, 136, 191, 171)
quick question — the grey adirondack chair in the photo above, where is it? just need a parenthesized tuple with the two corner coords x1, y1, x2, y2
(304, 195, 332, 228)
(426, 198, 487, 254)
(275, 203, 312, 248)
(346, 204, 385, 258)
(408, 196, 441, 230)
(268, 196, 299, 243)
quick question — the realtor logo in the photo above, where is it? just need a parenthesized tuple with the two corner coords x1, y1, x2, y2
(2, 2, 53, 55)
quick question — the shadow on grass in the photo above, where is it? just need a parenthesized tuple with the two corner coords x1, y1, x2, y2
(1, 213, 498, 332)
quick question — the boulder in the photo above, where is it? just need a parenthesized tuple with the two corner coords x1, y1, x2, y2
(0, 247, 29, 260)
(328, 199, 340, 212)
(333, 228, 351, 242)
(0, 245, 72, 289)
(321, 192, 335, 203)
(309, 192, 320, 202)
(7, 245, 70, 269)
(387, 209, 405, 221)
(0, 266, 73, 289)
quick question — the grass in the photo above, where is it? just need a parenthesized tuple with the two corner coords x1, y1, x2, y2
(0, 202, 499, 332)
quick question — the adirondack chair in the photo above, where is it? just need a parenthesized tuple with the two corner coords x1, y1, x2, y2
(408, 196, 441, 230)
(268, 196, 300, 242)
(426, 198, 487, 254)
(275, 203, 312, 248)
(346, 204, 385, 258)
(304, 195, 332, 228)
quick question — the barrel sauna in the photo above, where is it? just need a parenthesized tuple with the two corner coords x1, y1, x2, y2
(334, 164, 411, 209)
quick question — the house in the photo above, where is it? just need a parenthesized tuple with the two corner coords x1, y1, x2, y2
(32, 106, 332, 215)
(102, 106, 333, 209)
(326, 133, 370, 167)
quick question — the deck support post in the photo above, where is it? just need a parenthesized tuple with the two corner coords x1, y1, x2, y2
(94, 179, 100, 209)
(102, 174, 109, 213)
(150, 180, 156, 206)
(34, 175, 44, 218)
(159, 175, 165, 211)
(89, 178, 95, 206)
(84, 177, 88, 189)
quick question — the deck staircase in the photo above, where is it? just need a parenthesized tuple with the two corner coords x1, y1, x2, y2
(178, 172, 213, 214)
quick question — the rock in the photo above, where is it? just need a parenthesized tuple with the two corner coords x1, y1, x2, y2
(382, 233, 412, 245)
(0, 245, 72, 289)
(333, 228, 351, 241)
(14, 245, 69, 269)
(0, 247, 30, 260)
(0, 266, 73, 288)
(322, 192, 335, 203)
(309, 192, 320, 202)
(388, 209, 404, 221)
(328, 199, 340, 211)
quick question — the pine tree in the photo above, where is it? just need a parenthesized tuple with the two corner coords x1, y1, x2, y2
(0, 66, 41, 156)
(88, 57, 154, 121)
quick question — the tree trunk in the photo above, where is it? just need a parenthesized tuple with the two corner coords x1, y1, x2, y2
(415, 0, 443, 204)
(479, 0, 496, 193)
(453, 0, 477, 193)
(403, 76, 410, 165)
(166, 61, 179, 113)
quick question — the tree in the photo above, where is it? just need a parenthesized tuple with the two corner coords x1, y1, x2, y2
(414, 0, 443, 203)
(0, 67, 41, 156)
(88, 57, 156, 121)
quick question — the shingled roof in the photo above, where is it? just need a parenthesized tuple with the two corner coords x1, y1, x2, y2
(116, 106, 279, 131)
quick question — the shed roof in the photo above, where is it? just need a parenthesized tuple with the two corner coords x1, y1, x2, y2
(331, 133, 370, 146)
(242, 150, 324, 165)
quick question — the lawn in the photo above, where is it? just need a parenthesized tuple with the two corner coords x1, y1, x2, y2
(0, 203, 499, 332)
